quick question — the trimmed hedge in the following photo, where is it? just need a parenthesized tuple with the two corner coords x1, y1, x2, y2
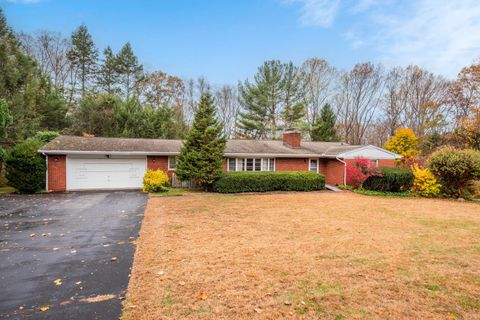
(5, 140, 46, 193)
(212, 171, 325, 193)
(362, 167, 413, 192)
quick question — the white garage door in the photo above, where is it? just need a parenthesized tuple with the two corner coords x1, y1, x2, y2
(66, 157, 147, 190)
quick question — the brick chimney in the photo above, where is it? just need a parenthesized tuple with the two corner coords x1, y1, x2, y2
(283, 129, 301, 148)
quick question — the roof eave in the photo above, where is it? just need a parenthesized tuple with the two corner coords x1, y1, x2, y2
(38, 150, 181, 156)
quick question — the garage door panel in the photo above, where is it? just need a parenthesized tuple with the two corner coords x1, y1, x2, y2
(66, 157, 146, 190)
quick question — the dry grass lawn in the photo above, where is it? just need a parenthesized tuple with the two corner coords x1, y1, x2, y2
(122, 192, 480, 320)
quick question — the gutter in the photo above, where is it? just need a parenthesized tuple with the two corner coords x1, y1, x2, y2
(38, 150, 335, 158)
(335, 156, 347, 186)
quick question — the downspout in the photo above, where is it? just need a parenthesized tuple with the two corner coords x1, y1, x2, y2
(42, 152, 48, 191)
(335, 156, 347, 186)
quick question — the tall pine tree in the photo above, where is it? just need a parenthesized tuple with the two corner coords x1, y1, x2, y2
(238, 60, 284, 139)
(67, 24, 98, 98)
(175, 93, 226, 188)
(310, 103, 338, 141)
(116, 42, 143, 99)
(96, 46, 119, 94)
(281, 61, 305, 128)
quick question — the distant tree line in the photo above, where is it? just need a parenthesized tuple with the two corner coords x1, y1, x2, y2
(1, 8, 478, 154)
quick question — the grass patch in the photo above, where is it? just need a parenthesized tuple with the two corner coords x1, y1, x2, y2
(0, 186, 15, 193)
(150, 188, 193, 197)
(338, 185, 412, 197)
(425, 284, 441, 292)
(123, 192, 480, 320)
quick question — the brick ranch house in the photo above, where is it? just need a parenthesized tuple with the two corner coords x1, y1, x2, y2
(38, 130, 401, 192)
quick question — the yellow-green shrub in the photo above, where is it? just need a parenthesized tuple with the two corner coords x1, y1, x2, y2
(142, 169, 169, 193)
(411, 164, 441, 198)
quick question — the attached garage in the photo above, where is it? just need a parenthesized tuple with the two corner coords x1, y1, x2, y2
(66, 156, 146, 191)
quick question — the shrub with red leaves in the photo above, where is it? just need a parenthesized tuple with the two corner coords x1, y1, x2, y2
(346, 158, 376, 188)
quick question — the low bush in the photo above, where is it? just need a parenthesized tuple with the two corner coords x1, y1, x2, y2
(411, 164, 441, 198)
(5, 140, 46, 193)
(346, 158, 376, 188)
(428, 147, 480, 198)
(142, 169, 170, 193)
(362, 167, 414, 192)
(212, 171, 325, 193)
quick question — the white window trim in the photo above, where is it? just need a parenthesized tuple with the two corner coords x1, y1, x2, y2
(309, 158, 319, 173)
(227, 157, 275, 172)
(168, 156, 176, 171)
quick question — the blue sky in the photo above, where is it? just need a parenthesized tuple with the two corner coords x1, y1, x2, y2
(3, 0, 480, 85)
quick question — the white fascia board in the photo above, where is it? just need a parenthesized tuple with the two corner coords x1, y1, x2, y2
(224, 152, 321, 158)
(336, 145, 402, 159)
(39, 150, 181, 156)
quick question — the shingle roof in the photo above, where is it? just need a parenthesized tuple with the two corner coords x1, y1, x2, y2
(39, 135, 375, 158)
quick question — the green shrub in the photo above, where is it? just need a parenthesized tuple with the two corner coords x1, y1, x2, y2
(30, 131, 60, 143)
(428, 147, 480, 198)
(362, 167, 414, 192)
(212, 171, 325, 193)
(5, 140, 46, 193)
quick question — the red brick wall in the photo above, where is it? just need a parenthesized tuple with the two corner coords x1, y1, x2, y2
(147, 156, 174, 177)
(325, 159, 345, 185)
(275, 158, 309, 171)
(378, 159, 396, 168)
(47, 155, 66, 192)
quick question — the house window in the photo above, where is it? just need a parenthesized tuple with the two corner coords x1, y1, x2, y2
(228, 158, 275, 172)
(228, 158, 236, 171)
(309, 159, 318, 173)
(168, 156, 176, 170)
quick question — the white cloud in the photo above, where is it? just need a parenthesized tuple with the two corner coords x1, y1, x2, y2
(285, 0, 341, 27)
(285, 0, 480, 77)
(374, 0, 480, 77)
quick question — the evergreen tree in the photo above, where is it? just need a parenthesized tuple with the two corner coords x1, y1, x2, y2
(281, 61, 305, 128)
(310, 103, 338, 141)
(176, 93, 226, 188)
(0, 9, 69, 141)
(116, 42, 143, 99)
(0, 99, 12, 139)
(67, 24, 98, 98)
(73, 93, 120, 137)
(96, 46, 119, 94)
(238, 60, 284, 139)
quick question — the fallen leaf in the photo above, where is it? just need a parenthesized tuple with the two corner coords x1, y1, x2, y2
(39, 306, 49, 311)
(197, 291, 208, 300)
(80, 294, 115, 303)
(53, 278, 62, 286)
(246, 271, 257, 277)
(111, 257, 117, 262)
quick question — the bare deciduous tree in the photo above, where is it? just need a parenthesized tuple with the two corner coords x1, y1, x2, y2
(19, 31, 72, 92)
(300, 58, 337, 128)
(335, 63, 385, 145)
(214, 84, 240, 138)
(137, 71, 185, 111)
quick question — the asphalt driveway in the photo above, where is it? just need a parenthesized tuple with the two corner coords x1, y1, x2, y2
(0, 191, 147, 320)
